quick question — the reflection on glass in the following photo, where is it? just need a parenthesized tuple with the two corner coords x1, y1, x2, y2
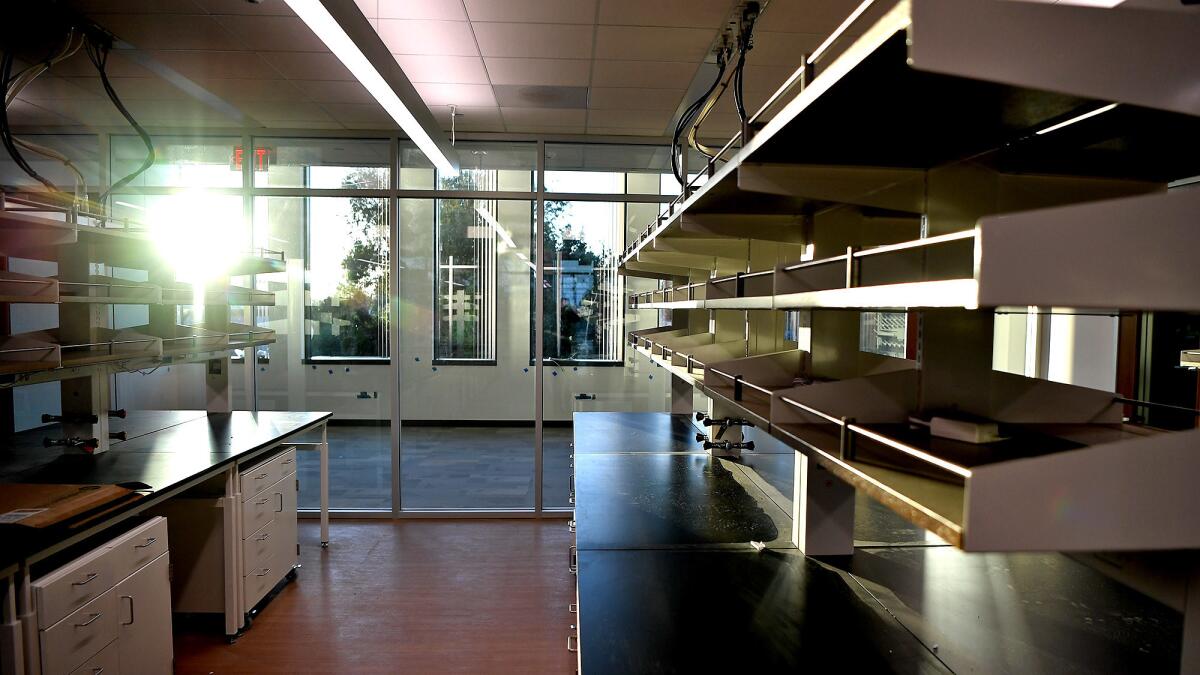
(438, 142, 535, 192)
(860, 311, 908, 359)
(539, 201, 622, 363)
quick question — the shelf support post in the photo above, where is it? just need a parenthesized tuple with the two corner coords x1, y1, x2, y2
(792, 451, 855, 556)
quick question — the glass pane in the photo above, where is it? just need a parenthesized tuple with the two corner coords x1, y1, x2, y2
(438, 142, 534, 192)
(545, 143, 673, 195)
(399, 197, 536, 510)
(539, 201, 623, 363)
(860, 312, 908, 359)
(539, 202, 671, 509)
(253, 137, 390, 189)
(432, 198, 522, 363)
(111, 135, 240, 188)
(251, 195, 391, 511)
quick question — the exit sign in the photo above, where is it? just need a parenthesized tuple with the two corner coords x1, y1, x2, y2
(231, 146, 272, 172)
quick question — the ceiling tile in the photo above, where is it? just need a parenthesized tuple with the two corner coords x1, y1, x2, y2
(89, 13, 242, 51)
(590, 60, 698, 88)
(124, 98, 241, 124)
(472, 23, 594, 59)
(392, 55, 490, 84)
(257, 120, 347, 130)
(9, 77, 101, 101)
(150, 50, 280, 79)
(322, 103, 394, 125)
(746, 31, 824, 67)
(597, 0, 734, 28)
(588, 87, 684, 111)
(261, 52, 355, 80)
(429, 105, 506, 131)
(48, 51, 153, 78)
(6, 99, 81, 127)
(594, 26, 715, 62)
(65, 76, 191, 100)
(585, 127, 668, 137)
(377, 0, 467, 20)
(192, 0, 297, 15)
(485, 58, 591, 87)
(494, 85, 588, 109)
(213, 15, 328, 52)
(755, 0, 864, 35)
(290, 79, 376, 104)
(413, 82, 498, 107)
(238, 101, 335, 122)
(586, 108, 672, 129)
(72, 0, 206, 12)
(198, 78, 308, 102)
(464, 0, 597, 24)
(355, 0, 379, 20)
(507, 123, 587, 134)
(501, 108, 588, 127)
(377, 20, 479, 56)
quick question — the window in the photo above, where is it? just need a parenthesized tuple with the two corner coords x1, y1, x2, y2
(438, 142, 535, 193)
(860, 311, 908, 359)
(253, 137, 390, 189)
(111, 135, 240, 189)
(433, 198, 511, 363)
(253, 195, 389, 361)
(539, 201, 623, 363)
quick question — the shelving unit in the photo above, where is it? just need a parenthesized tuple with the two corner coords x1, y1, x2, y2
(614, 0, 1200, 662)
(0, 193, 284, 455)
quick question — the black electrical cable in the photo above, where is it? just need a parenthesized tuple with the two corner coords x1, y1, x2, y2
(671, 48, 728, 185)
(86, 38, 154, 204)
(0, 51, 61, 192)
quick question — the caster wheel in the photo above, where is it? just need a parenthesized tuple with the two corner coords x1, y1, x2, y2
(320, 541, 329, 549)
(286, 568, 298, 581)
(226, 636, 239, 645)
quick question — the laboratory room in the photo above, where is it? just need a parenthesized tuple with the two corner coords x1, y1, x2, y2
(1, 0, 1199, 672)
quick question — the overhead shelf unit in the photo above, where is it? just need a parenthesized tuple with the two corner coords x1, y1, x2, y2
(0, 193, 287, 454)
(630, 187, 1200, 313)
(616, 0, 1200, 564)
(621, 0, 1200, 274)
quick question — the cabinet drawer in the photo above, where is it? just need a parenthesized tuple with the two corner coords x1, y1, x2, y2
(106, 516, 168, 583)
(243, 555, 281, 612)
(240, 458, 279, 501)
(34, 547, 114, 630)
(277, 447, 297, 477)
(40, 589, 118, 675)
(68, 636, 118, 675)
(242, 519, 277, 572)
(242, 486, 278, 534)
(239, 446, 296, 501)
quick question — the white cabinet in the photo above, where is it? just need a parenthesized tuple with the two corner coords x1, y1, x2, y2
(149, 446, 299, 632)
(32, 517, 172, 675)
(113, 553, 172, 675)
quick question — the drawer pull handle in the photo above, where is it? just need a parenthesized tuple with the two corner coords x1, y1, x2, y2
(92, 668, 104, 674)
(72, 572, 98, 586)
(256, 533, 270, 542)
(276, 492, 284, 513)
(282, 458, 295, 464)
(568, 520, 575, 533)
(74, 612, 102, 627)
(255, 472, 269, 480)
(256, 497, 270, 505)
(121, 595, 134, 626)
(569, 603, 577, 613)
(567, 634, 578, 653)
(568, 545, 577, 574)
(134, 536, 157, 549)
(256, 567, 271, 577)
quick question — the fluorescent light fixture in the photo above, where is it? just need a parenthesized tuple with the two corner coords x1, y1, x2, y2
(474, 206, 517, 249)
(284, 0, 456, 175)
(1035, 103, 1118, 136)
(114, 200, 145, 211)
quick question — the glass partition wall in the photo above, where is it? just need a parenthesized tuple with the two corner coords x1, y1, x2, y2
(30, 133, 680, 516)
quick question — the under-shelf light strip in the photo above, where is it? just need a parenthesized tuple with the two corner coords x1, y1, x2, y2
(283, 0, 455, 175)
(1035, 103, 1118, 136)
